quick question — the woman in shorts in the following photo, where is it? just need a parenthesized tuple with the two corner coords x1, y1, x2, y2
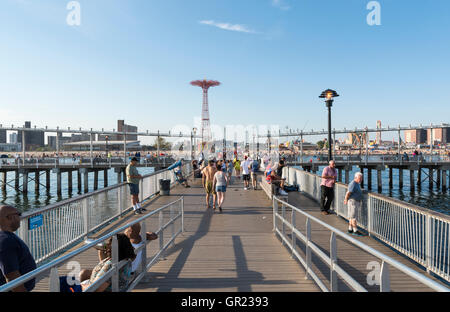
(213, 164, 229, 213)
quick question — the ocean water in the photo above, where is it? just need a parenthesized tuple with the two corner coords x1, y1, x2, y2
(0, 167, 155, 212)
(296, 165, 450, 216)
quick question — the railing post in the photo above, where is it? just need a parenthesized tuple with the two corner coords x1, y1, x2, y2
(111, 235, 119, 292)
(49, 267, 60, 292)
(118, 187, 123, 218)
(281, 203, 286, 244)
(330, 232, 338, 291)
(170, 203, 175, 245)
(83, 198, 89, 238)
(367, 195, 372, 236)
(273, 198, 278, 233)
(140, 221, 148, 274)
(139, 179, 143, 203)
(159, 210, 165, 260)
(426, 215, 432, 273)
(181, 197, 185, 234)
(380, 261, 390, 292)
(305, 218, 311, 280)
(291, 208, 296, 258)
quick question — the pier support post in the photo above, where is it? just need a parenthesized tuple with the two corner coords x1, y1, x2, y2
(417, 168, 422, 188)
(1, 172, 6, 191)
(84, 170, 89, 193)
(389, 167, 393, 189)
(104, 169, 108, 187)
(410, 170, 415, 192)
(367, 169, 372, 190)
(77, 169, 82, 193)
(15, 170, 20, 190)
(35, 171, 40, 193)
(436, 169, 441, 190)
(94, 170, 99, 191)
(442, 170, 447, 193)
(122, 168, 127, 182)
(23, 171, 28, 194)
(345, 170, 349, 184)
(399, 169, 403, 189)
(338, 169, 342, 183)
(68, 170, 73, 194)
(377, 169, 382, 192)
(429, 168, 433, 190)
(360, 167, 364, 188)
(56, 169, 62, 196)
(46, 170, 50, 191)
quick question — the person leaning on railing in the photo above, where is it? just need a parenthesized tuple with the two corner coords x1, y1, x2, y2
(74, 233, 136, 292)
(124, 224, 158, 274)
(343, 172, 364, 237)
(0, 205, 37, 292)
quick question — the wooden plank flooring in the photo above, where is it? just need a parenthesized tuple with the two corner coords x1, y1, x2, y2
(32, 174, 448, 292)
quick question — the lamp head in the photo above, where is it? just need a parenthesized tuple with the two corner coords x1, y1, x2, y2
(319, 89, 339, 100)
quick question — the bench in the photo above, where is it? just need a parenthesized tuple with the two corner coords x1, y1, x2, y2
(260, 176, 288, 201)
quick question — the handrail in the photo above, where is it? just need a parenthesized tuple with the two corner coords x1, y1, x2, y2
(273, 196, 449, 292)
(0, 197, 184, 292)
(284, 166, 450, 283)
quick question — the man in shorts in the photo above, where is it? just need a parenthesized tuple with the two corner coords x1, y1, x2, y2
(202, 160, 217, 209)
(343, 172, 364, 236)
(250, 157, 259, 190)
(126, 157, 146, 215)
(241, 156, 252, 190)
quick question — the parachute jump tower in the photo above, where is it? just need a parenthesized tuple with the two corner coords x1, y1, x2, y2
(190, 79, 221, 148)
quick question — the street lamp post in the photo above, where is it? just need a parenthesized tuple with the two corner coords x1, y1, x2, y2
(319, 89, 339, 162)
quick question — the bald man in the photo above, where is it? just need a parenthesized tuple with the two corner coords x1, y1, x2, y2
(0, 205, 36, 292)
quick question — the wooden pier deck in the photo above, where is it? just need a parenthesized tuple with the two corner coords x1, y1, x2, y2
(33, 174, 448, 292)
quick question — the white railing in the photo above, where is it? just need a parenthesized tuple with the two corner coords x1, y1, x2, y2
(16, 164, 191, 264)
(284, 166, 450, 283)
(272, 196, 448, 292)
(0, 197, 184, 292)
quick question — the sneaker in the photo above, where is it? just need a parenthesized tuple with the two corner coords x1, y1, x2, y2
(279, 190, 288, 196)
(321, 211, 330, 215)
(352, 231, 364, 236)
(134, 210, 142, 215)
(139, 208, 147, 212)
(347, 229, 353, 234)
(244, 187, 248, 190)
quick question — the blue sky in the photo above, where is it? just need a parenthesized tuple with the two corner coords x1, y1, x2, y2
(0, 0, 449, 144)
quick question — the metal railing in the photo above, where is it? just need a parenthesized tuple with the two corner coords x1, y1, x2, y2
(284, 166, 450, 283)
(0, 197, 184, 292)
(272, 196, 449, 292)
(16, 163, 192, 264)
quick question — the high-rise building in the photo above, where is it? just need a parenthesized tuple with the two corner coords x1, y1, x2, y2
(427, 124, 450, 145)
(117, 120, 138, 140)
(17, 121, 45, 150)
(0, 129, 6, 144)
(376, 120, 382, 144)
(404, 129, 427, 144)
(9, 133, 18, 144)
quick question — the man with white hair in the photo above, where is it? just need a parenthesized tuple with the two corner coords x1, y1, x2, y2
(344, 172, 364, 236)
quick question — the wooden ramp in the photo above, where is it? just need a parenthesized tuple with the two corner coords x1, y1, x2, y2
(33, 174, 447, 292)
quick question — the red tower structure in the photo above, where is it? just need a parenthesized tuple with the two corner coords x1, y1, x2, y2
(190, 79, 220, 145)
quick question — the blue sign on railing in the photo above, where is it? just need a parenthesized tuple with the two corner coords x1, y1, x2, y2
(28, 215, 43, 230)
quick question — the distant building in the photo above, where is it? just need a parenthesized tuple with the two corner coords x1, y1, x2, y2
(48, 135, 72, 150)
(404, 129, 427, 144)
(117, 120, 138, 141)
(63, 140, 140, 151)
(71, 133, 95, 142)
(9, 133, 18, 144)
(0, 129, 6, 144)
(0, 143, 21, 152)
(376, 120, 382, 145)
(345, 132, 368, 146)
(17, 121, 45, 150)
(427, 124, 450, 145)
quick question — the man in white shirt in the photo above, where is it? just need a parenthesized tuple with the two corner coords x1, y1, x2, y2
(241, 155, 252, 190)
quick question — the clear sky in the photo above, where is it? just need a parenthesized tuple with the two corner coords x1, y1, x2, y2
(1, 0, 449, 144)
